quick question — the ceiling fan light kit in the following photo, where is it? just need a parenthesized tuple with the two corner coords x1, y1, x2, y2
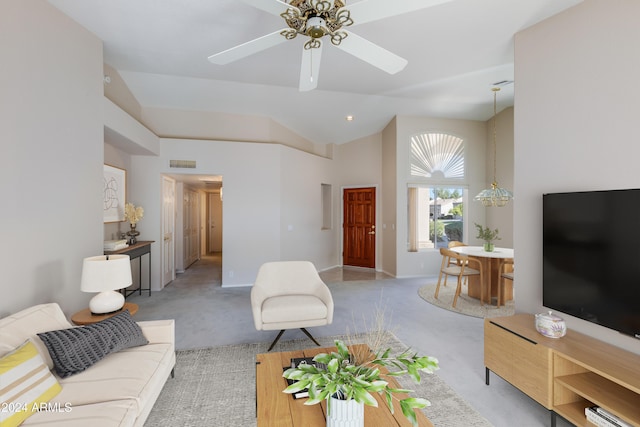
(305, 16, 326, 39)
(280, 0, 353, 48)
(207, 0, 439, 91)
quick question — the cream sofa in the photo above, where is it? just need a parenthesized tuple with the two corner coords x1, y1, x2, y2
(0, 303, 175, 427)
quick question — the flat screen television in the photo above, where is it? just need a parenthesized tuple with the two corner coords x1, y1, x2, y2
(543, 188, 640, 339)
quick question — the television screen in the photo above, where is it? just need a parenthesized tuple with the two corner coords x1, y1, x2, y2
(543, 189, 640, 338)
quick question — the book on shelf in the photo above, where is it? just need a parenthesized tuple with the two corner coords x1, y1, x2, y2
(586, 407, 616, 427)
(585, 406, 630, 427)
(595, 407, 631, 427)
(290, 357, 316, 368)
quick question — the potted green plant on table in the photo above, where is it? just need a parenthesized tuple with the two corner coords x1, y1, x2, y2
(282, 339, 439, 427)
(475, 223, 500, 252)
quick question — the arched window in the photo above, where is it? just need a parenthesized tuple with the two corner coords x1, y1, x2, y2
(410, 133, 465, 180)
(408, 133, 467, 251)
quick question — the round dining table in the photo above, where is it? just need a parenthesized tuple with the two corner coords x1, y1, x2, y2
(449, 246, 514, 305)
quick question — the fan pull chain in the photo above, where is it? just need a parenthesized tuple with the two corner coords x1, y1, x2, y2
(310, 49, 314, 83)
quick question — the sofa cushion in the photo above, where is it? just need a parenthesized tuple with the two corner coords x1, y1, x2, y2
(262, 295, 328, 323)
(0, 340, 62, 427)
(0, 303, 73, 370)
(50, 343, 174, 415)
(37, 310, 148, 378)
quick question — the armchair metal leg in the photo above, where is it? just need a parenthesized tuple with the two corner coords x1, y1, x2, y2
(266, 328, 321, 351)
(267, 330, 286, 351)
(300, 328, 321, 347)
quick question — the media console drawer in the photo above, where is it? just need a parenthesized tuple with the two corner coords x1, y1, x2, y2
(484, 318, 552, 409)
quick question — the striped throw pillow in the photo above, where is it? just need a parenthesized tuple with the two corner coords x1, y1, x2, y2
(0, 340, 62, 427)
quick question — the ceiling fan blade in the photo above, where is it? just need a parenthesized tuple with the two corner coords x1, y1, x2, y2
(335, 31, 407, 74)
(208, 30, 287, 65)
(239, 0, 295, 17)
(299, 44, 323, 91)
(347, 0, 454, 26)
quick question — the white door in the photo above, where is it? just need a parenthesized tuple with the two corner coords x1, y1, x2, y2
(183, 188, 200, 267)
(162, 176, 176, 286)
(208, 191, 223, 253)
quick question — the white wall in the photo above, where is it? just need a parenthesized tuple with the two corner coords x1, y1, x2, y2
(129, 138, 337, 287)
(280, 147, 336, 267)
(381, 118, 398, 276)
(0, 0, 104, 316)
(515, 0, 640, 354)
(333, 134, 383, 270)
(486, 107, 514, 247)
(141, 107, 323, 157)
(104, 143, 132, 241)
(394, 116, 489, 277)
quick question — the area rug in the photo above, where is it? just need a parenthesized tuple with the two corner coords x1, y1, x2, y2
(418, 282, 514, 318)
(145, 332, 492, 427)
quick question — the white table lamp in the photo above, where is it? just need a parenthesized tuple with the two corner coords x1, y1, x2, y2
(81, 255, 132, 314)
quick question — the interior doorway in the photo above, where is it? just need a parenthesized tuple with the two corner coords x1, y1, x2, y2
(207, 192, 223, 254)
(162, 173, 223, 286)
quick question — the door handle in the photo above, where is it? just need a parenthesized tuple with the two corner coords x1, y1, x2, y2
(368, 231, 375, 235)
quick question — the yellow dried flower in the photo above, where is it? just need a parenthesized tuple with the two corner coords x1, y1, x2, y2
(124, 203, 144, 225)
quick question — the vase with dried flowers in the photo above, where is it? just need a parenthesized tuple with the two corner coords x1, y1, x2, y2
(124, 203, 144, 244)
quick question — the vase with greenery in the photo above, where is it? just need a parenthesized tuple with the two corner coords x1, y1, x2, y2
(475, 222, 500, 252)
(282, 338, 439, 426)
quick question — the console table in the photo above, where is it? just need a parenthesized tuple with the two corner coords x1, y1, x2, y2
(104, 240, 153, 298)
(485, 314, 640, 427)
(71, 302, 138, 325)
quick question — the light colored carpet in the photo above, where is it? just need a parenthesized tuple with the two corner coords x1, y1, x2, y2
(418, 283, 514, 318)
(145, 332, 493, 427)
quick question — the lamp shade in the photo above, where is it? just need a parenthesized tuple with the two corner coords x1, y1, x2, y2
(80, 255, 132, 292)
(474, 184, 514, 207)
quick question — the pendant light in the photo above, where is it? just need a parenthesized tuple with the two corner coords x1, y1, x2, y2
(474, 87, 513, 207)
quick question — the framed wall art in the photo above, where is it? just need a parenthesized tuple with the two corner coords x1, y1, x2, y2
(103, 164, 126, 223)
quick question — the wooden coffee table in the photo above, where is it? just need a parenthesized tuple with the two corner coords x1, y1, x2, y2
(255, 344, 433, 427)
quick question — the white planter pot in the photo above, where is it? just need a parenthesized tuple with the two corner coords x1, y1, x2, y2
(326, 397, 364, 427)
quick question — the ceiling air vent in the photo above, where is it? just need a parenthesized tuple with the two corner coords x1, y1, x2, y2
(169, 160, 196, 169)
(492, 80, 514, 87)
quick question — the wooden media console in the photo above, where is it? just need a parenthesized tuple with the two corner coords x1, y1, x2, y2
(485, 314, 640, 427)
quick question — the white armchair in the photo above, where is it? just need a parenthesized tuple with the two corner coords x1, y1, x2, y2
(251, 261, 334, 351)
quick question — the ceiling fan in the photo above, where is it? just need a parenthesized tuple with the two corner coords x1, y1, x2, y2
(208, 0, 453, 91)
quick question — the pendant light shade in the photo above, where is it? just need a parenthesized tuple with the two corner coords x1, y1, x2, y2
(475, 87, 513, 207)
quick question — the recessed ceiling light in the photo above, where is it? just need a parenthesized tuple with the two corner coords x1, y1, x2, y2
(345, 115, 354, 121)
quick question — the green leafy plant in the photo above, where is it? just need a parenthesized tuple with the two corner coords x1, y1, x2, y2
(474, 223, 500, 243)
(282, 339, 439, 426)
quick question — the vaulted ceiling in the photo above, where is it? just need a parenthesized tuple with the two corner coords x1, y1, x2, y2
(49, 0, 582, 145)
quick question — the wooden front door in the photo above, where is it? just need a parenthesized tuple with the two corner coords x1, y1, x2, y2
(343, 187, 376, 268)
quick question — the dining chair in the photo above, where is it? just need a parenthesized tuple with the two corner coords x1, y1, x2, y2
(498, 258, 514, 307)
(434, 247, 483, 307)
(445, 241, 468, 287)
